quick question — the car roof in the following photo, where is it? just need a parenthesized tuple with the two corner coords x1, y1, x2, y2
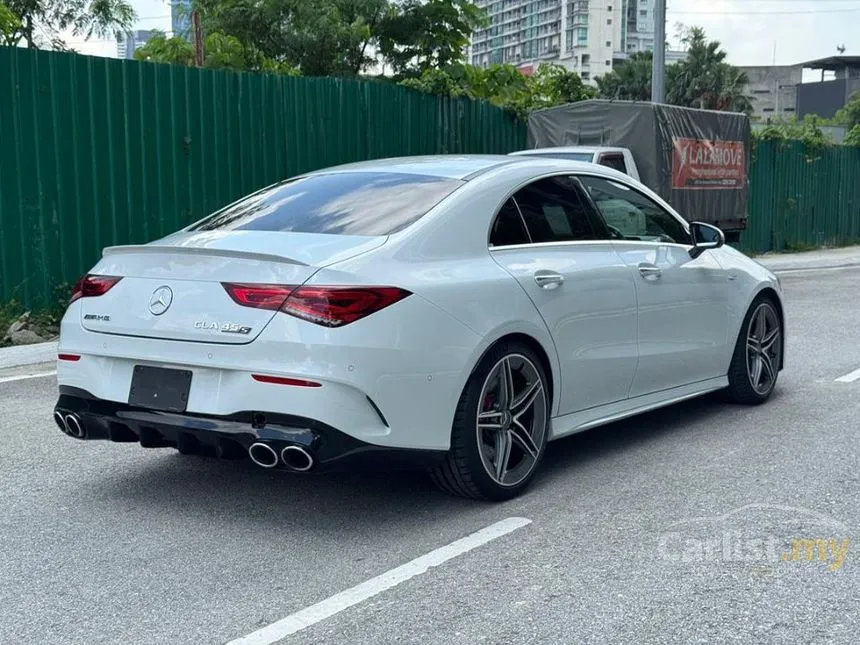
(310, 155, 523, 180)
(510, 146, 628, 156)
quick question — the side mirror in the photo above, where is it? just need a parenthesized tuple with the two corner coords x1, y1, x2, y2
(689, 222, 725, 258)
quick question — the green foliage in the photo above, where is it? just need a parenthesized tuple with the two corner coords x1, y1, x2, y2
(664, 27, 752, 114)
(844, 125, 860, 148)
(0, 1, 21, 43)
(197, 0, 482, 77)
(2, 0, 135, 48)
(595, 51, 653, 101)
(401, 62, 595, 119)
(834, 92, 860, 129)
(377, 0, 486, 75)
(753, 115, 835, 147)
(596, 28, 752, 114)
(133, 29, 299, 74)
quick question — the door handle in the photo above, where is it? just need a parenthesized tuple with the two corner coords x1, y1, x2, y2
(637, 262, 662, 280)
(534, 270, 564, 290)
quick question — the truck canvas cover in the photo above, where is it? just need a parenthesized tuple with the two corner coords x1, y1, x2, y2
(526, 100, 751, 232)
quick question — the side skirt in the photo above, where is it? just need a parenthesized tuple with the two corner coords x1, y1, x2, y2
(549, 376, 729, 440)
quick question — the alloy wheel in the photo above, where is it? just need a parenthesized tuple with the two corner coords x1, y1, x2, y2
(475, 354, 548, 487)
(746, 302, 781, 396)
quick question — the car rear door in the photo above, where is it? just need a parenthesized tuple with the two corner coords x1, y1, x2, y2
(489, 175, 638, 416)
(578, 174, 730, 397)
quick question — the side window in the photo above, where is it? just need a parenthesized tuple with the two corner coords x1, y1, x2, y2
(578, 175, 690, 244)
(598, 153, 628, 174)
(512, 176, 604, 243)
(489, 199, 531, 247)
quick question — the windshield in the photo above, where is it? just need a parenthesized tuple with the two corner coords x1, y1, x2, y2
(189, 172, 463, 236)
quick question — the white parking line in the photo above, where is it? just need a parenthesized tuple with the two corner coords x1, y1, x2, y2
(835, 368, 860, 383)
(226, 516, 532, 645)
(0, 370, 57, 384)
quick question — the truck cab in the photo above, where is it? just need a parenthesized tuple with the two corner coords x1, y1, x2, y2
(509, 146, 641, 182)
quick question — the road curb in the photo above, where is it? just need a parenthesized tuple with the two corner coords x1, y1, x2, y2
(0, 341, 58, 369)
(768, 262, 860, 274)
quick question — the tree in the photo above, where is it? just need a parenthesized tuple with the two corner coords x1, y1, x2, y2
(0, 1, 21, 43)
(197, 0, 483, 77)
(2, 0, 135, 48)
(595, 51, 653, 101)
(834, 91, 860, 129)
(666, 26, 752, 114)
(401, 62, 595, 119)
(377, 0, 486, 75)
(133, 29, 298, 74)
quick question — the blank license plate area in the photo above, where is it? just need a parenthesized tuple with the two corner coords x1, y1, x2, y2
(128, 365, 192, 412)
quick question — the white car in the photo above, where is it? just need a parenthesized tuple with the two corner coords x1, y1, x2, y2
(53, 155, 785, 500)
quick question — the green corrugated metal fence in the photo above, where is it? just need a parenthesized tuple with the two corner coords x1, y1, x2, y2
(0, 47, 527, 308)
(4, 47, 860, 309)
(741, 140, 860, 254)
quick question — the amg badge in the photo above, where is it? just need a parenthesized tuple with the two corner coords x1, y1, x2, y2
(194, 321, 253, 335)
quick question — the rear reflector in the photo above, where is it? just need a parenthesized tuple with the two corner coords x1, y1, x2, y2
(222, 283, 411, 327)
(58, 354, 81, 362)
(251, 374, 322, 388)
(70, 275, 122, 303)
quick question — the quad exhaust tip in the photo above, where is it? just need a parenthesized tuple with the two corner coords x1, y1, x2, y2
(281, 445, 314, 472)
(64, 413, 85, 438)
(54, 410, 68, 433)
(248, 442, 279, 468)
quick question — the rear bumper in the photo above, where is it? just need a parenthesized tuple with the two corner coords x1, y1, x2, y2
(54, 387, 446, 472)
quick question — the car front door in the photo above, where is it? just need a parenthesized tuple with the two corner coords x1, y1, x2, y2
(489, 175, 638, 416)
(578, 174, 730, 397)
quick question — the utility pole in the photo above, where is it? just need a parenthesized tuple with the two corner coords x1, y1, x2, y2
(192, 9, 204, 67)
(651, 0, 666, 103)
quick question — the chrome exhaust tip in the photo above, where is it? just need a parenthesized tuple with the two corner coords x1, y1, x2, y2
(64, 414, 85, 439)
(54, 410, 68, 433)
(281, 445, 314, 472)
(248, 442, 279, 468)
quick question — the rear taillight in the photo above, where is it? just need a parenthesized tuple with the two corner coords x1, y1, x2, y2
(283, 286, 411, 327)
(70, 275, 122, 303)
(222, 283, 411, 327)
(222, 283, 294, 311)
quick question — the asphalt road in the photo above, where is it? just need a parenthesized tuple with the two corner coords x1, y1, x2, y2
(2, 266, 859, 645)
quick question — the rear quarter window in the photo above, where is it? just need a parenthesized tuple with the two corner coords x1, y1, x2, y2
(189, 172, 463, 236)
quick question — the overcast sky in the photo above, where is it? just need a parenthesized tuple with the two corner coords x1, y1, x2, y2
(69, 0, 858, 67)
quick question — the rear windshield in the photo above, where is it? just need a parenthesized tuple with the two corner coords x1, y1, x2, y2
(189, 172, 463, 236)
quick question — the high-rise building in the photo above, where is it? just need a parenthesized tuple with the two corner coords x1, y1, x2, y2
(468, 1, 657, 84)
(116, 30, 157, 59)
(171, 0, 192, 40)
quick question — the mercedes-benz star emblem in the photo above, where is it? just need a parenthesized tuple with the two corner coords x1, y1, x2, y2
(148, 286, 173, 316)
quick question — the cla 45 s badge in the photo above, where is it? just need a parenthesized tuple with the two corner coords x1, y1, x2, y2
(194, 321, 253, 335)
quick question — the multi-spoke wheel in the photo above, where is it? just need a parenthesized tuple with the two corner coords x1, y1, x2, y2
(430, 342, 550, 500)
(726, 296, 783, 404)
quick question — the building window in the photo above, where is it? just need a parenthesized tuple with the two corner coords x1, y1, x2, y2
(763, 108, 774, 113)
(582, 72, 591, 80)
(582, 54, 590, 64)
(607, 18, 612, 24)
(605, 40, 611, 47)
(606, 60, 611, 66)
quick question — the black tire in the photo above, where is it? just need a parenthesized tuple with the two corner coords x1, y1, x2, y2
(430, 341, 551, 501)
(725, 295, 783, 404)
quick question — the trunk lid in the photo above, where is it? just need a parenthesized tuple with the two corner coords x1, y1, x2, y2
(79, 231, 386, 344)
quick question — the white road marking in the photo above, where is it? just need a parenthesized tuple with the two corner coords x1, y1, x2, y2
(0, 370, 57, 384)
(226, 516, 533, 645)
(835, 368, 860, 383)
